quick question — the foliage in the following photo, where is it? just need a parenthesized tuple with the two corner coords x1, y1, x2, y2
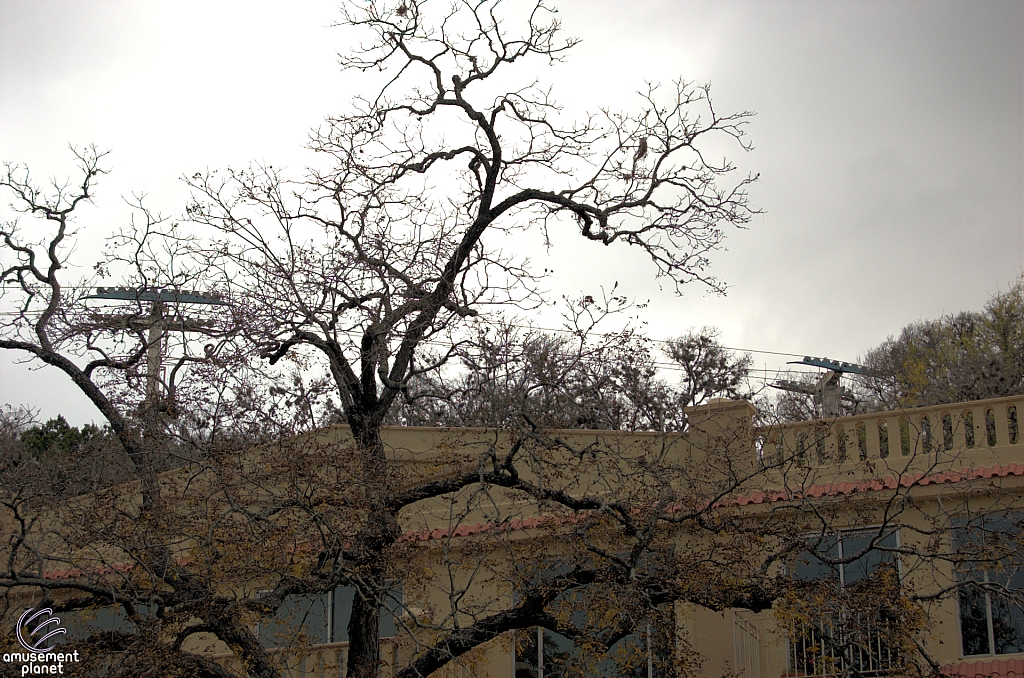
(769, 278, 1024, 423)
(862, 278, 1024, 410)
(665, 327, 753, 409)
(0, 409, 135, 498)
(166, 1, 758, 669)
(775, 567, 931, 677)
(19, 416, 102, 460)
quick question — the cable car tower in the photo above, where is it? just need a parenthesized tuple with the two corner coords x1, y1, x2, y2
(771, 356, 868, 418)
(85, 287, 226, 411)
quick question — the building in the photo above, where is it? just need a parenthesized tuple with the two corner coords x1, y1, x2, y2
(3, 395, 1023, 678)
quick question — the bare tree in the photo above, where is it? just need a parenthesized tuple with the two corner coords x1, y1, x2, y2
(175, 1, 757, 675)
(18, 3, 1010, 678)
(0, 148, 168, 502)
(0, 149, 308, 677)
(8, 4, 1017, 678)
(386, 293, 682, 431)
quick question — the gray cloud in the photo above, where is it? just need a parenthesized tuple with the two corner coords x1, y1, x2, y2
(1, 0, 1021, 423)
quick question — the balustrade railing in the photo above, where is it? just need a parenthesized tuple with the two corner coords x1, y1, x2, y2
(754, 394, 1024, 475)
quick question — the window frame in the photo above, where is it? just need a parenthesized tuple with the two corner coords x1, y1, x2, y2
(512, 552, 675, 678)
(953, 512, 1024, 659)
(786, 527, 904, 677)
(256, 585, 402, 649)
(794, 526, 902, 586)
(514, 621, 666, 678)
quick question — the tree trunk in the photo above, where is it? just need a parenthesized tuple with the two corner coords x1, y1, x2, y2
(346, 420, 399, 678)
(347, 566, 385, 678)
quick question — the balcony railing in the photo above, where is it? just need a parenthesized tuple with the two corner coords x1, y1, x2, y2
(209, 639, 399, 678)
(734, 611, 901, 678)
(754, 394, 1024, 476)
(207, 642, 347, 677)
(787, 612, 899, 677)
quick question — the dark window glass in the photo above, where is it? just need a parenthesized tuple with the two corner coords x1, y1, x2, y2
(516, 628, 540, 678)
(331, 586, 355, 643)
(260, 593, 329, 649)
(989, 567, 1024, 654)
(61, 604, 153, 643)
(789, 532, 900, 677)
(596, 631, 652, 678)
(795, 535, 840, 581)
(518, 625, 666, 678)
(262, 585, 401, 649)
(331, 586, 400, 642)
(841, 532, 897, 585)
(541, 628, 576, 678)
(515, 555, 671, 678)
(794, 531, 897, 586)
(958, 584, 992, 656)
(955, 513, 1024, 656)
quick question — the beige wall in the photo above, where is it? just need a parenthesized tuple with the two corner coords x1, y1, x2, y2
(6, 394, 1024, 677)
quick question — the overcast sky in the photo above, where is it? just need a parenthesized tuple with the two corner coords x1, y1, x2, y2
(1, 0, 1022, 425)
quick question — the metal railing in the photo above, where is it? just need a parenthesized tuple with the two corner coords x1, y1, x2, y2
(788, 612, 898, 677)
(734, 613, 767, 678)
(734, 611, 900, 678)
(209, 642, 349, 677)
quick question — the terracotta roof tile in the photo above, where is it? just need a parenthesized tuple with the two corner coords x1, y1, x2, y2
(943, 657, 1024, 677)
(39, 464, 1024, 578)
(718, 463, 1024, 509)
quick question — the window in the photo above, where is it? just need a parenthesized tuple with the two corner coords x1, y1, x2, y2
(513, 555, 672, 678)
(259, 585, 401, 648)
(60, 604, 155, 643)
(795, 530, 899, 586)
(955, 514, 1024, 657)
(790, 530, 901, 677)
(515, 622, 670, 678)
